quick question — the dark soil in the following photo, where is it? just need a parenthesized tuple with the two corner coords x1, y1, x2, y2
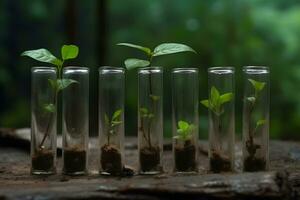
(139, 146, 160, 172)
(101, 144, 122, 175)
(210, 150, 231, 173)
(174, 140, 196, 172)
(31, 149, 54, 172)
(244, 156, 266, 171)
(63, 147, 86, 175)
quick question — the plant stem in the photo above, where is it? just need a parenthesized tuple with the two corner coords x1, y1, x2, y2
(213, 113, 222, 152)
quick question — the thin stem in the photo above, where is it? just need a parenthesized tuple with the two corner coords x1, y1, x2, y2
(38, 66, 62, 149)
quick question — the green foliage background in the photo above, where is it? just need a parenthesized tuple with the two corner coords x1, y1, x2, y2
(1, 0, 300, 139)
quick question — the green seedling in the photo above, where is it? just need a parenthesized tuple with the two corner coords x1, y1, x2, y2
(118, 42, 196, 148)
(173, 120, 195, 141)
(201, 86, 233, 152)
(104, 109, 123, 145)
(22, 44, 79, 149)
(245, 79, 266, 157)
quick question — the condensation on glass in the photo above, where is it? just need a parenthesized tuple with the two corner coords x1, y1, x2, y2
(242, 66, 270, 172)
(62, 66, 89, 175)
(172, 68, 199, 173)
(99, 66, 125, 175)
(31, 67, 57, 175)
(138, 67, 163, 174)
(208, 67, 235, 173)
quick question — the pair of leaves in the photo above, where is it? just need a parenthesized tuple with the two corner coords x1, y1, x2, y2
(43, 103, 55, 113)
(246, 79, 266, 104)
(117, 43, 196, 70)
(248, 79, 266, 93)
(104, 109, 123, 135)
(21, 44, 79, 68)
(48, 78, 78, 92)
(174, 120, 195, 141)
(201, 86, 233, 116)
(140, 107, 154, 119)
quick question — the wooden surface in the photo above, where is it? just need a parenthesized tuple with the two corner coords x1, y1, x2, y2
(0, 128, 300, 200)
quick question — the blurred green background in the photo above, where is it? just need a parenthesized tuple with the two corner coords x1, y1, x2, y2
(1, 0, 300, 139)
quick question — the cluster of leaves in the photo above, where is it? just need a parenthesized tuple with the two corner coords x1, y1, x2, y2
(104, 109, 123, 137)
(21, 45, 79, 113)
(201, 86, 233, 116)
(174, 120, 195, 141)
(117, 42, 196, 70)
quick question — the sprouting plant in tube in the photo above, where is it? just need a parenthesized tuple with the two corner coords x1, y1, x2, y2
(21, 45, 79, 149)
(173, 120, 196, 142)
(104, 109, 123, 145)
(200, 86, 233, 151)
(245, 79, 266, 159)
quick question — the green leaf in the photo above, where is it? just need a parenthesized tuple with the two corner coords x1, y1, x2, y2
(152, 43, 196, 57)
(21, 48, 62, 66)
(43, 103, 55, 113)
(248, 79, 266, 92)
(112, 109, 122, 121)
(48, 79, 57, 90)
(61, 45, 79, 60)
(112, 120, 123, 126)
(246, 96, 256, 104)
(149, 94, 160, 101)
(178, 120, 189, 130)
(117, 43, 152, 56)
(104, 114, 110, 126)
(200, 99, 210, 109)
(124, 58, 150, 70)
(220, 93, 233, 105)
(210, 86, 220, 107)
(140, 107, 148, 114)
(57, 79, 78, 91)
(256, 119, 266, 127)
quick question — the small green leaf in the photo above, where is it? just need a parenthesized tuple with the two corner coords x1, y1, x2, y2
(117, 43, 152, 56)
(61, 45, 79, 60)
(57, 79, 78, 91)
(148, 113, 154, 118)
(140, 107, 148, 114)
(43, 103, 55, 113)
(220, 93, 233, 105)
(246, 96, 256, 104)
(112, 109, 122, 121)
(149, 94, 160, 101)
(48, 79, 57, 90)
(124, 58, 150, 70)
(21, 48, 62, 66)
(178, 120, 189, 130)
(104, 114, 110, 126)
(248, 79, 266, 92)
(210, 86, 220, 107)
(153, 43, 196, 57)
(112, 120, 123, 126)
(256, 119, 266, 127)
(200, 99, 210, 109)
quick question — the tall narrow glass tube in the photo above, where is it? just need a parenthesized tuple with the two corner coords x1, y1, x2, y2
(242, 66, 269, 172)
(62, 67, 89, 175)
(206, 67, 235, 173)
(172, 68, 199, 173)
(138, 67, 163, 174)
(99, 66, 125, 175)
(31, 67, 57, 175)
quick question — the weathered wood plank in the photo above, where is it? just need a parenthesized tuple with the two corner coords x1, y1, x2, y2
(0, 128, 300, 200)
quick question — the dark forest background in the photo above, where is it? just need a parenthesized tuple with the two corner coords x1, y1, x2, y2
(1, 0, 300, 139)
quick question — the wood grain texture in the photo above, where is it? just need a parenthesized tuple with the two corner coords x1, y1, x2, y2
(0, 128, 300, 200)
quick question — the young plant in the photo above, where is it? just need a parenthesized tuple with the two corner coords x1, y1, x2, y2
(245, 79, 266, 157)
(201, 87, 233, 150)
(174, 120, 195, 141)
(104, 109, 123, 145)
(22, 44, 79, 149)
(118, 42, 196, 148)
